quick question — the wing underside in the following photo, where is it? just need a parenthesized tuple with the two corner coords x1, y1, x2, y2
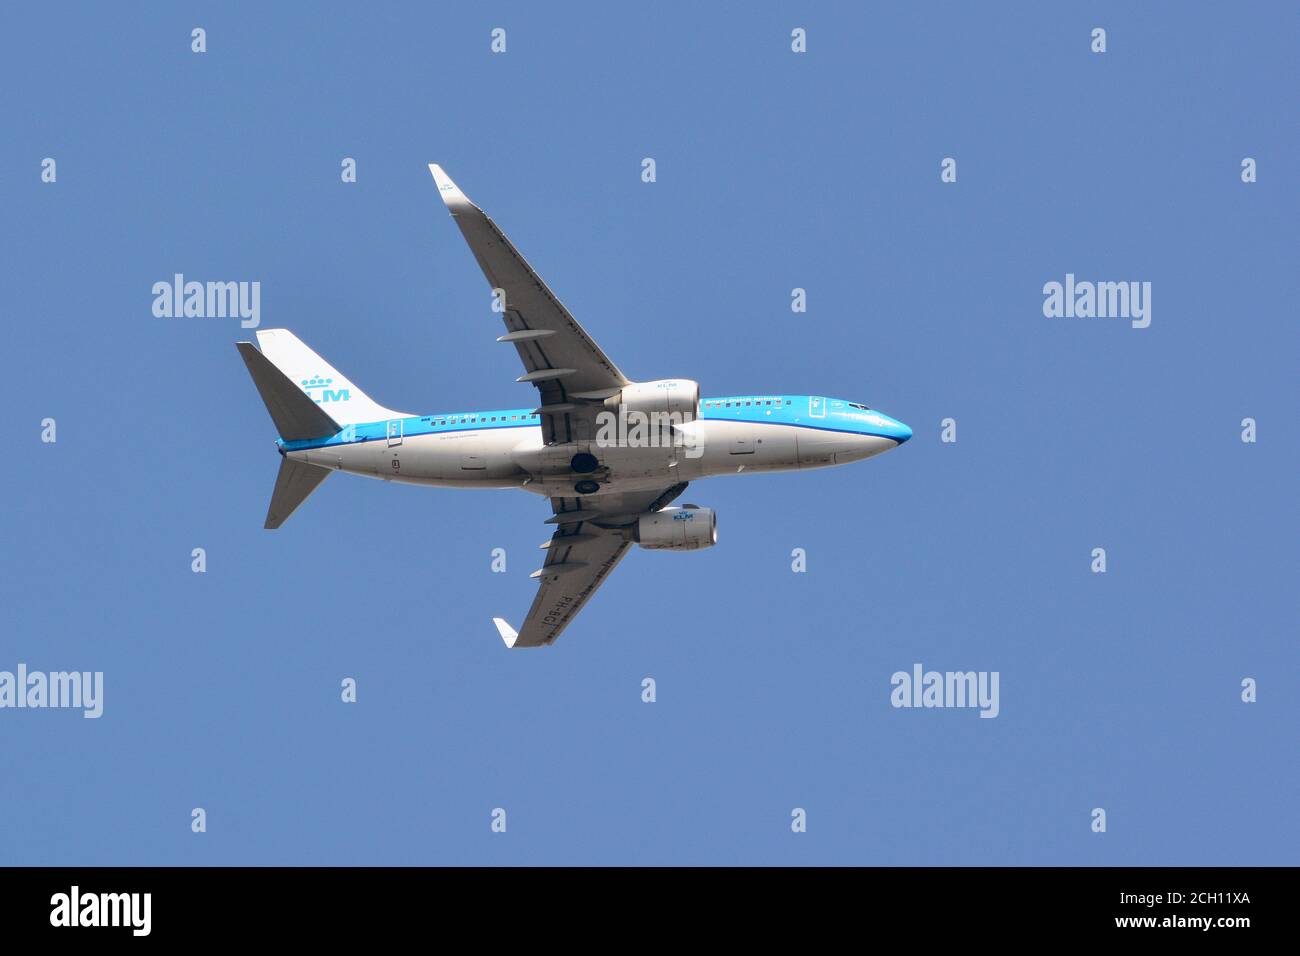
(497, 484, 688, 648)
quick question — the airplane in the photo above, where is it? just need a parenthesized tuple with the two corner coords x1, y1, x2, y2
(236, 164, 912, 648)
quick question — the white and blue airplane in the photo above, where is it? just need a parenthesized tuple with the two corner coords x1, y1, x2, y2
(237, 165, 911, 647)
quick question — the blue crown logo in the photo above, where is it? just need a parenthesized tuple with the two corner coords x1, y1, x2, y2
(301, 375, 334, 389)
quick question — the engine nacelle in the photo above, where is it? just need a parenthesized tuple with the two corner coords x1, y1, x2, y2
(635, 506, 717, 551)
(606, 379, 700, 421)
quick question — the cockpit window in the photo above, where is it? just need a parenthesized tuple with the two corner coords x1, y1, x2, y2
(848, 402, 872, 410)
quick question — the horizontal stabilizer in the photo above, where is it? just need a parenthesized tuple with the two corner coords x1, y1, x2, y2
(237, 342, 340, 441)
(492, 618, 519, 649)
(265, 457, 331, 529)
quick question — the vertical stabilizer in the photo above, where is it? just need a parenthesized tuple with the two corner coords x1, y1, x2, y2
(253, 329, 409, 425)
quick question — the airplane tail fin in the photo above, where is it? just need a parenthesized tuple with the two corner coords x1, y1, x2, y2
(250, 328, 409, 425)
(236, 329, 410, 529)
(236, 341, 336, 529)
(236, 341, 341, 442)
(264, 457, 331, 529)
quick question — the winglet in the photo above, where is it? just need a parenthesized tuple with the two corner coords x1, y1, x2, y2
(492, 617, 519, 649)
(428, 164, 473, 211)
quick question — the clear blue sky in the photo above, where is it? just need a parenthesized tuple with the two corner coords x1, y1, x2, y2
(2, 2, 1295, 865)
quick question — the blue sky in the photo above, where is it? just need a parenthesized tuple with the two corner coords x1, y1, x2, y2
(1, 2, 1295, 865)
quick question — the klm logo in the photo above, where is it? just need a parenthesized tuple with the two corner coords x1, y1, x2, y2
(301, 375, 350, 404)
(673, 512, 694, 521)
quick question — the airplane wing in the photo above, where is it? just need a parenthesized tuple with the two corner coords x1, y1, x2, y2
(428, 164, 629, 446)
(494, 483, 688, 648)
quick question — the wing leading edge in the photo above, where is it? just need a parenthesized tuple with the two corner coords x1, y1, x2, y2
(428, 164, 628, 446)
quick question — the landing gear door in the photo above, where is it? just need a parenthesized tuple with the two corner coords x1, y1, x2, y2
(809, 396, 827, 419)
(387, 419, 404, 447)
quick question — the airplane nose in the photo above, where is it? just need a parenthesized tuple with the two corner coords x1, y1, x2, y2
(893, 420, 912, 444)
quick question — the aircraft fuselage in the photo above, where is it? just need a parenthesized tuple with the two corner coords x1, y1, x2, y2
(281, 393, 912, 498)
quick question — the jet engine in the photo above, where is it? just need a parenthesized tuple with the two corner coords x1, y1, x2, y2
(634, 506, 717, 551)
(606, 379, 700, 420)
